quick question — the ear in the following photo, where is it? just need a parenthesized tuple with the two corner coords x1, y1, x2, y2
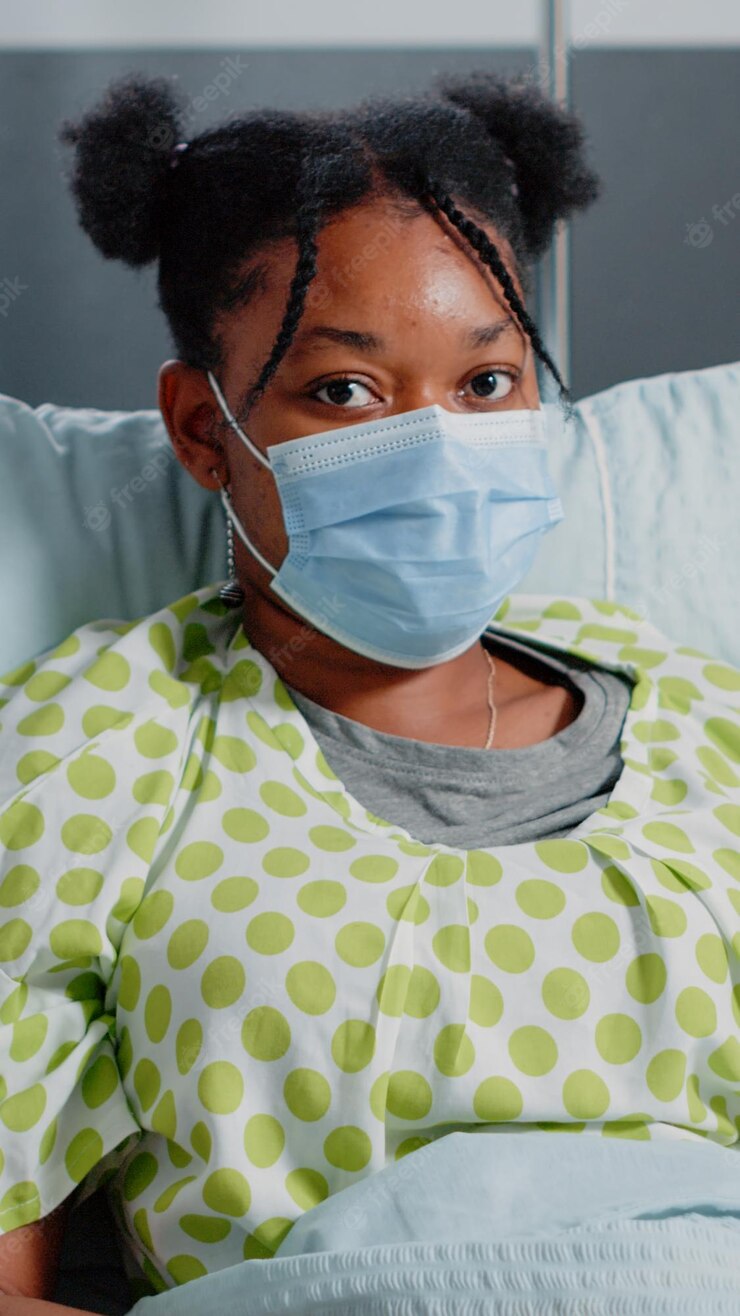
(157, 360, 227, 490)
(433, 70, 601, 259)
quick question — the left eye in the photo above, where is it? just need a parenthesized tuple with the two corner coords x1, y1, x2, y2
(466, 370, 515, 401)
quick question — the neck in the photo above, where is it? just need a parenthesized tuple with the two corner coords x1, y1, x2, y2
(236, 581, 495, 745)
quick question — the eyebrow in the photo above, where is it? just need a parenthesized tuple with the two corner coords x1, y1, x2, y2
(288, 318, 519, 358)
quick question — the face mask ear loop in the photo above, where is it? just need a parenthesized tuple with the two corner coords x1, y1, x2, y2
(211, 470, 278, 581)
(207, 370, 272, 471)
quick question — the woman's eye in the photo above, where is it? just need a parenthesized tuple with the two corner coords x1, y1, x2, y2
(311, 378, 375, 408)
(310, 369, 517, 409)
(465, 370, 516, 402)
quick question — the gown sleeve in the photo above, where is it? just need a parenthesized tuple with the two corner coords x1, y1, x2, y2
(0, 611, 187, 1234)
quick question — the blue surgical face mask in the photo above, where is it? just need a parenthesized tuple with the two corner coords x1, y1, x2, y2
(207, 370, 564, 669)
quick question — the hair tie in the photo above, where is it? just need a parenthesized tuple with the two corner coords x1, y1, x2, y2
(169, 141, 189, 169)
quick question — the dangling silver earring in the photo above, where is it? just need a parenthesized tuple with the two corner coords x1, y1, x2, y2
(212, 469, 245, 608)
(220, 510, 246, 608)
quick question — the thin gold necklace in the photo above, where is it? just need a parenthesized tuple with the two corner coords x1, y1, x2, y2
(483, 646, 497, 749)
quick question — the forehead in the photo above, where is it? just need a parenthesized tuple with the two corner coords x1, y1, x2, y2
(304, 196, 518, 290)
(223, 196, 521, 345)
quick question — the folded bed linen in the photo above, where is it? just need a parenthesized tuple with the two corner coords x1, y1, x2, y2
(128, 1130, 740, 1314)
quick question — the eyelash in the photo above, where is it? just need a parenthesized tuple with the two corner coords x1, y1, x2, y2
(306, 369, 520, 409)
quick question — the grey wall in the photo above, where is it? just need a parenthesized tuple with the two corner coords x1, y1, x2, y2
(0, 47, 738, 410)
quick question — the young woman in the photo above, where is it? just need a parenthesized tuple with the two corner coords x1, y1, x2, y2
(0, 70, 737, 1313)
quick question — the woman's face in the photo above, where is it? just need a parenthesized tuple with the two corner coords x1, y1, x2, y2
(159, 193, 540, 607)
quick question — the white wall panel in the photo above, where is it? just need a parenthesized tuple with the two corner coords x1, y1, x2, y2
(1, 0, 738, 49)
(0, 0, 539, 49)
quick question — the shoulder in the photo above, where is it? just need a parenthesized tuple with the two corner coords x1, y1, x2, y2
(0, 583, 247, 980)
(0, 583, 241, 807)
(496, 593, 740, 694)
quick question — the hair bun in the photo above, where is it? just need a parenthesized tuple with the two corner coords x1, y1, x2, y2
(433, 69, 601, 259)
(58, 72, 188, 267)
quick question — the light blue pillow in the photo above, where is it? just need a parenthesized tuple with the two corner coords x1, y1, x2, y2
(0, 393, 225, 675)
(518, 358, 740, 669)
(1, 358, 738, 675)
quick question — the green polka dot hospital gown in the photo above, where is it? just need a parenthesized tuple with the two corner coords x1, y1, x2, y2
(0, 583, 737, 1295)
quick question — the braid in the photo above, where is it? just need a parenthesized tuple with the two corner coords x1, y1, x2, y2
(423, 175, 572, 410)
(59, 72, 600, 420)
(239, 153, 325, 422)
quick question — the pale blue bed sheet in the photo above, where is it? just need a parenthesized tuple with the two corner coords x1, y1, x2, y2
(128, 1131, 740, 1314)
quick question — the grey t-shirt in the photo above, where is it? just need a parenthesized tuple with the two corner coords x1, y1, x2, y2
(284, 630, 635, 848)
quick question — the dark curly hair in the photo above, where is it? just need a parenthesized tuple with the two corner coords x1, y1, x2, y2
(58, 68, 600, 423)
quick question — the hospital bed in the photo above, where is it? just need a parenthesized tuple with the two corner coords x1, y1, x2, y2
(0, 354, 737, 1311)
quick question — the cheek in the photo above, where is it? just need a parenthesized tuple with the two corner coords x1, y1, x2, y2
(231, 467, 289, 561)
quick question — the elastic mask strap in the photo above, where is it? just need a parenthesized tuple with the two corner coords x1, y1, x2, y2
(216, 483, 278, 579)
(207, 369, 272, 471)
